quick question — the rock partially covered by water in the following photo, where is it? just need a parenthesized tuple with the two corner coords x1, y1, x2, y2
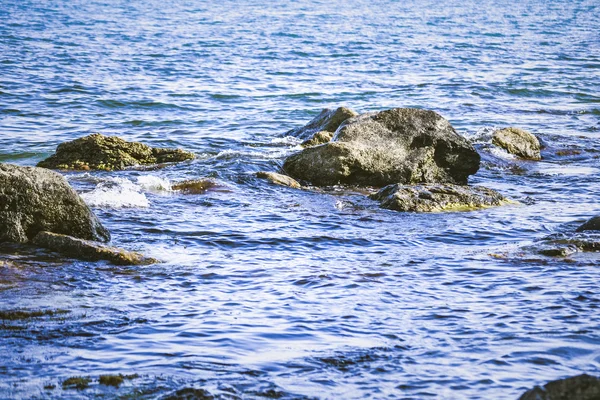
(286, 107, 358, 142)
(37, 133, 195, 171)
(301, 130, 334, 147)
(171, 179, 219, 194)
(370, 183, 507, 212)
(284, 108, 480, 187)
(33, 231, 157, 265)
(576, 215, 600, 232)
(518, 374, 600, 400)
(492, 127, 541, 160)
(0, 163, 110, 243)
(256, 171, 301, 188)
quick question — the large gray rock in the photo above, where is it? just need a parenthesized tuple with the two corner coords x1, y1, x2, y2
(370, 183, 507, 212)
(519, 374, 600, 400)
(492, 127, 541, 160)
(33, 231, 156, 265)
(286, 107, 358, 142)
(0, 163, 109, 243)
(283, 108, 480, 187)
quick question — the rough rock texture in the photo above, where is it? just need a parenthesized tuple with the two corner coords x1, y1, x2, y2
(301, 131, 334, 147)
(33, 231, 157, 265)
(0, 163, 110, 243)
(492, 127, 541, 160)
(171, 179, 218, 194)
(37, 134, 195, 171)
(518, 374, 600, 400)
(370, 184, 507, 212)
(284, 108, 481, 187)
(576, 215, 600, 232)
(286, 107, 358, 142)
(256, 171, 301, 188)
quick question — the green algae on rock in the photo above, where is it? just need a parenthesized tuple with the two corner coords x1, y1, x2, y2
(0, 308, 70, 321)
(62, 376, 92, 390)
(32, 231, 158, 265)
(37, 133, 195, 171)
(99, 373, 139, 388)
(0, 163, 110, 243)
(492, 127, 541, 160)
(284, 108, 481, 187)
(370, 183, 508, 212)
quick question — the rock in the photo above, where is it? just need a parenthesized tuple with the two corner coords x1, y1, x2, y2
(576, 215, 600, 232)
(163, 388, 214, 400)
(37, 133, 195, 171)
(32, 231, 157, 265)
(286, 107, 358, 142)
(0, 163, 110, 243)
(492, 127, 541, 160)
(284, 108, 480, 187)
(256, 172, 301, 188)
(370, 183, 507, 212)
(518, 374, 600, 400)
(171, 179, 218, 194)
(301, 131, 334, 147)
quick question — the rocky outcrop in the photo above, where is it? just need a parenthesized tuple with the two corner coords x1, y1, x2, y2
(0, 163, 110, 243)
(256, 171, 301, 188)
(33, 231, 157, 265)
(286, 107, 358, 142)
(492, 127, 541, 160)
(283, 108, 480, 187)
(576, 215, 600, 232)
(370, 183, 507, 212)
(518, 374, 600, 400)
(37, 134, 195, 171)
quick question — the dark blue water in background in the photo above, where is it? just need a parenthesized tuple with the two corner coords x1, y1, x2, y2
(1, 0, 599, 398)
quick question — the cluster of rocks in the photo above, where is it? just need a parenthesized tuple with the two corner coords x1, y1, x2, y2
(1, 135, 195, 265)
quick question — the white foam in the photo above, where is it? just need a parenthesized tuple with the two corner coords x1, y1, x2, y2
(81, 177, 150, 208)
(489, 146, 517, 160)
(270, 136, 303, 146)
(136, 175, 172, 192)
(465, 126, 498, 144)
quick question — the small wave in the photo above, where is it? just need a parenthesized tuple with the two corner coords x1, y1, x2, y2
(270, 136, 303, 146)
(81, 178, 150, 208)
(136, 176, 172, 192)
(489, 146, 517, 160)
(464, 126, 498, 144)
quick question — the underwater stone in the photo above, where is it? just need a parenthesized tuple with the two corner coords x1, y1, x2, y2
(32, 231, 158, 265)
(370, 183, 507, 212)
(492, 127, 541, 160)
(0, 163, 110, 243)
(284, 108, 480, 187)
(171, 179, 219, 194)
(37, 133, 195, 171)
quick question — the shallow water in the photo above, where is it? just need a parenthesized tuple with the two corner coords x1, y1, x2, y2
(1, 0, 600, 398)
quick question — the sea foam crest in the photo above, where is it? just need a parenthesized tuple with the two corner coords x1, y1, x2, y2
(81, 177, 152, 208)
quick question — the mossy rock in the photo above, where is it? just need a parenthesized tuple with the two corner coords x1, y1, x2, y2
(171, 179, 219, 194)
(256, 171, 301, 188)
(371, 183, 508, 212)
(37, 134, 195, 171)
(62, 376, 92, 390)
(99, 373, 139, 388)
(492, 127, 541, 160)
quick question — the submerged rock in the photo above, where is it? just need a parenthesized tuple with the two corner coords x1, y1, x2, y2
(171, 179, 218, 194)
(576, 215, 600, 232)
(370, 183, 507, 212)
(284, 108, 480, 187)
(0, 163, 110, 243)
(256, 171, 301, 188)
(32, 231, 157, 265)
(286, 107, 358, 142)
(37, 133, 195, 171)
(492, 127, 541, 160)
(518, 374, 600, 400)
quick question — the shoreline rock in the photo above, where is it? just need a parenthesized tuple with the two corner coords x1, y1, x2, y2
(0, 163, 110, 243)
(33, 231, 157, 266)
(37, 134, 195, 171)
(492, 127, 541, 160)
(370, 183, 508, 212)
(519, 374, 600, 400)
(284, 108, 481, 187)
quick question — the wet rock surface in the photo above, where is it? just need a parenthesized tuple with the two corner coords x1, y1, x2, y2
(370, 183, 507, 212)
(518, 374, 600, 400)
(32, 231, 157, 265)
(286, 107, 358, 142)
(0, 163, 110, 243)
(576, 215, 600, 232)
(284, 108, 480, 187)
(37, 133, 195, 171)
(256, 171, 301, 188)
(171, 179, 219, 194)
(492, 127, 541, 160)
